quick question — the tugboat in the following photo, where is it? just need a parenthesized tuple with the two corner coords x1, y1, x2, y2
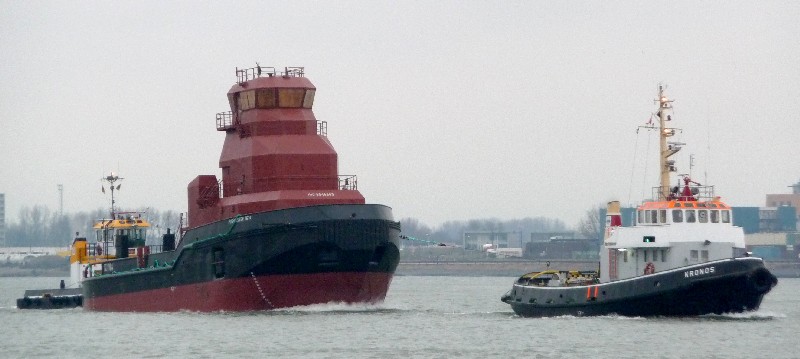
(501, 86, 778, 317)
(74, 66, 400, 311)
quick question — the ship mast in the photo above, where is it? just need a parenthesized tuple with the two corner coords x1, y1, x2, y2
(102, 172, 123, 218)
(656, 85, 679, 200)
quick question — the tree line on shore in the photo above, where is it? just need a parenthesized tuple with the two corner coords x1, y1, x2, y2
(2, 205, 182, 247)
(399, 206, 603, 247)
(3, 205, 604, 248)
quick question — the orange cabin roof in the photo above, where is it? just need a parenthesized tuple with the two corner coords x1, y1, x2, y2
(637, 200, 730, 210)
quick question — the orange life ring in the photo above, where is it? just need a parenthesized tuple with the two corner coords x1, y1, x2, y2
(644, 262, 655, 275)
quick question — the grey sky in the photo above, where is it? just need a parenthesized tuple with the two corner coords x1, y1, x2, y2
(1, 1, 798, 229)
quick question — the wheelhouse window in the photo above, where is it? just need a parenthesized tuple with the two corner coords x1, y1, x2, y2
(672, 209, 683, 223)
(278, 88, 306, 107)
(237, 88, 314, 110)
(690, 250, 699, 262)
(238, 90, 256, 110)
(659, 210, 667, 223)
(303, 89, 315, 108)
(649, 210, 658, 224)
(686, 210, 696, 223)
(710, 210, 719, 223)
(698, 210, 708, 223)
(701, 250, 709, 261)
(653, 249, 659, 261)
(721, 210, 731, 223)
(638, 210, 644, 224)
(256, 88, 277, 108)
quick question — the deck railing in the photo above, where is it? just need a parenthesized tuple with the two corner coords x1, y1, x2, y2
(651, 184, 716, 201)
(218, 175, 359, 197)
(216, 111, 234, 131)
(236, 66, 305, 84)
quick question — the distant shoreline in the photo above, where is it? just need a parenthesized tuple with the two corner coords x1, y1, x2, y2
(2, 260, 796, 278)
(0, 267, 69, 277)
(396, 260, 800, 278)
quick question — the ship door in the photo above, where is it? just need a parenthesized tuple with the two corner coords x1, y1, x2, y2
(608, 249, 618, 280)
(212, 247, 225, 279)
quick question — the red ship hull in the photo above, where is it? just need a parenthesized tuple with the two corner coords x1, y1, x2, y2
(84, 271, 394, 312)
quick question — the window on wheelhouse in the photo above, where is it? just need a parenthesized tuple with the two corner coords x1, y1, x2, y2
(710, 210, 719, 223)
(701, 250, 709, 261)
(653, 249, 659, 261)
(690, 250, 699, 262)
(721, 210, 731, 223)
(698, 210, 708, 223)
(638, 210, 644, 224)
(686, 210, 696, 223)
(659, 210, 667, 224)
(672, 209, 683, 223)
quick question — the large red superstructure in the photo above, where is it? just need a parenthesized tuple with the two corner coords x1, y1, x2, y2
(78, 66, 401, 312)
(188, 66, 365, 228)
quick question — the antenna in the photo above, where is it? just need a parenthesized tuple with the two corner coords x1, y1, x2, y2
(57, 184, 63, 216)
(102, 172, 124, 218)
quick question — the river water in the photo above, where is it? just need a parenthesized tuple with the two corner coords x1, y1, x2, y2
(1, 276, 797, 358)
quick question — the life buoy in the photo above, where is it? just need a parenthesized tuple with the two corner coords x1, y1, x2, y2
(644, 262, 655, 275)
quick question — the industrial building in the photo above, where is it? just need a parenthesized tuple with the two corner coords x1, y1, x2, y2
(460, 180, 800, 262)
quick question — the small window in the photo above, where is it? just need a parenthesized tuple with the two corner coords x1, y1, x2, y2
(644, 250, 648, 262)
(638, 210, 644, 224)
(624, 250, 628, 262)
(650, 210, 658, 224)
(686, 210, 696, 223)
(701, 250, 709, 261)
(303, 89, 315, 108)
(238, 90, 256, 110)
(659, 210, 667, 223)
(660, 249, 666, 262)
(721, 210, 731, 223)
(698, 210, 708, 223)
(690, 250, 698, 261)
(710, 210, 719, 223)
(256, 88, 277, 108)
(278, 88, 305, 107)
(672, 209, 683, 223)
(653, 249, 659, 262)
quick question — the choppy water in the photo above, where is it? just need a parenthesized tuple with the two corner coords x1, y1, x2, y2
(1, 276, 797, 358)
